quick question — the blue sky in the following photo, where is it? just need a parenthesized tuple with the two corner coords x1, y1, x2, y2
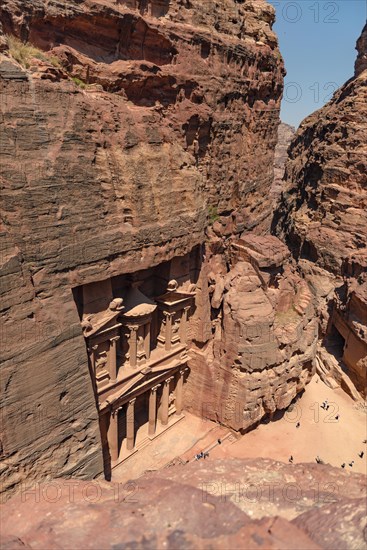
(268, 0, 367, 128)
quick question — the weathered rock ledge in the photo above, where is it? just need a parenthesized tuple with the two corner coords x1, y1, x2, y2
(1, 458, 366, 549)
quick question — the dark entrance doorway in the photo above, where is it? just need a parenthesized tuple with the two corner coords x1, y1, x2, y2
(118, 405, 127, 454)
(326, 324, 346, 360)
(135, 392, 149, 443)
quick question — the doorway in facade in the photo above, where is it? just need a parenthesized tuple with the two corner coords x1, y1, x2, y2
(134, 392, 150, 445)
(117, 406, 127, 455)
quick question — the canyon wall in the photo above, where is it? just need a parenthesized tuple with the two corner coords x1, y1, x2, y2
(274, 24, 367, 396)
(271, 122, 295, 204)
(0, 0, 288, 497)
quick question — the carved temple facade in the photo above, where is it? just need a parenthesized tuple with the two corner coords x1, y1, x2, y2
(76, 271, 195, 477)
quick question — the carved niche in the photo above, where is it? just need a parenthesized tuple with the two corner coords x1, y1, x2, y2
(156, 280, 194, 352)
(120, 286, 157, 368)
(83, 298, 124, 390)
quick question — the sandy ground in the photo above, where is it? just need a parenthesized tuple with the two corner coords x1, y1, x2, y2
(211, 375, 367, 474)
(112, 413, 230, 483)
(111, 376, 366, 483)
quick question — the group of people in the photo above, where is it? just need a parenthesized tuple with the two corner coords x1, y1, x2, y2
(195, 451, 209, 460)
(288, 400, 365, 468)
(341, 449, 364, 468)
(194, 438, 222, 461)
(289, 445, 365, 468)
(320, 400, 340, 420)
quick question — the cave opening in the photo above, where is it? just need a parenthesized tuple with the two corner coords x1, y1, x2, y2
(325, 324, 346, 361)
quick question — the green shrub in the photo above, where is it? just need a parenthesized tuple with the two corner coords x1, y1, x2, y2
(208, 205, 220, 225)
(71, 76, 87, 89)
(49, 56, 61, 68)
(6, 35, 48, 68)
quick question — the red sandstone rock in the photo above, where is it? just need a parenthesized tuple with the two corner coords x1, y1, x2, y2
(1, 459, 366, 549)
(293, 498, 367, 550)
(274, 24, 367, 398)
(185, 234, 317, 432)
(275, 23, 367, 275)
(0, 0, 284, 498)
(271, 122, 295, 205)
(355, 23, 367, 76)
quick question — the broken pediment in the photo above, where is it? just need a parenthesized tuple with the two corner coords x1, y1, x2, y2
(121, 287, 157, 319)
(82, 298, 124, 338)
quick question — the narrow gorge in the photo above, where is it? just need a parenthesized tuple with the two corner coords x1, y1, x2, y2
(0, 2, 366, 549)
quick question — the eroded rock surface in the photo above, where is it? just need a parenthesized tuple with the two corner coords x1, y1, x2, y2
(273, 24, 367, 397)
(0, 0, 288, 497)
(0, 458, 366, 550)
(271, 122, 295, 204)
(185, 233, 317, 431)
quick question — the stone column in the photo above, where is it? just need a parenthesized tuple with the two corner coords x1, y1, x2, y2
(88, 344, 99, 375)
(126, 398, 136, 451)
(107, 410, 119, 462)
(161, 377, 173, 426)
(175, 369, 185, 416)
(144, 322, 151, 360)
(180, 306, 190, 345)
(128, 326, 138, 368)
(148, 385, 159, 436)
(164, 312, 173, 351)
(108, 336, 120, 382)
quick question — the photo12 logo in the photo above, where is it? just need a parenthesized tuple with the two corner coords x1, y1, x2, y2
(284, 81, 339, 104)
(272, 2, 340, 24)
(19, 480, 139, 504)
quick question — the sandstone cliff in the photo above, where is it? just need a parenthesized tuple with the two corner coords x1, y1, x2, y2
(184, 233, 317, 431)
(1, 459, 366, 549)
(271, 122, 295, 204)
(273, 24, 367, 396)
(0, 0, 287, 497)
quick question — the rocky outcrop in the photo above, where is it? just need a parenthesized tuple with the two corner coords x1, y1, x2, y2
(0, 0, 286, 497)
(355, 23, 367, 76)
(273, 24, 367, 396)
(1, 458, 366, 549)
(184, 233, 317, 431)
(271, 122, 295, 204)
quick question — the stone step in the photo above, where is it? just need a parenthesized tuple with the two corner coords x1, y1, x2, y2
(182, 429, 235, 463)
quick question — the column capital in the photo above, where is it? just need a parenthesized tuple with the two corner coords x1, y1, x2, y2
(129, 397, 137, 406)
(110, 335, 120, 344)
(163, 311, 173, 319)
(151, 384, 160, 393)
(165, 376, 174, 385)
